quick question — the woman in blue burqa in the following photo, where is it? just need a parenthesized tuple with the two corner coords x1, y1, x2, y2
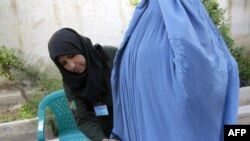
(111, 0, 239, 141)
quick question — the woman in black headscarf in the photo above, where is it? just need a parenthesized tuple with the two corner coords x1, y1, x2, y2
(48, 28, 118, 141)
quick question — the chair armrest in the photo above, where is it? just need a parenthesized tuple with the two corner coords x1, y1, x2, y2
(37, 109, 45, 141)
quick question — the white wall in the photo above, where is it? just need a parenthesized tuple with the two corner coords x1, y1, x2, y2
(217, 0, 250, 49)
(0, 0, 249, 72)
(0, 0, 135, 71)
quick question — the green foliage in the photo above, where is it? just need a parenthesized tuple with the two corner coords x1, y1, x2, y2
(19, 93, 45, 119)
(203, 0, 250, 86)
(202, 0, 224, 26)
(218, 24, 235, 50)
(1, 44, 63, 91)
(0, 45, 23, 80)
(20, 103, 36, 119)
(0, 45, 63, 122)
(202, 0, 235, 50)
(36, 72, 62, 93)
(129, 0, 139, 6)
(0, 88, 43, 123)
(231, 48, 250, 85)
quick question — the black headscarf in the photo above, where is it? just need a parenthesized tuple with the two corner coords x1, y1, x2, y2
(48, 28, 104, 104)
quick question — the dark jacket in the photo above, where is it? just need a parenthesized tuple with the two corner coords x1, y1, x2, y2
(64, 46, 117, 141)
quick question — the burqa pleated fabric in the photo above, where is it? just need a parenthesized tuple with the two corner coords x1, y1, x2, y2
(111, 0, 240, 141)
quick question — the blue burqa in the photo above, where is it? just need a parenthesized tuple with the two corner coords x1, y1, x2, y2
(111, 0, 240, 141)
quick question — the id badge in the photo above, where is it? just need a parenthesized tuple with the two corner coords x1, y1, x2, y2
(94, 105, 109, 116)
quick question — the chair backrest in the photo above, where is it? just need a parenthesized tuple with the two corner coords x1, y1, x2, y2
(39, 89, 80, 135)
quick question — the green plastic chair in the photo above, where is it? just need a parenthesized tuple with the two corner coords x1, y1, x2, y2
(37, 89, 90, 141)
